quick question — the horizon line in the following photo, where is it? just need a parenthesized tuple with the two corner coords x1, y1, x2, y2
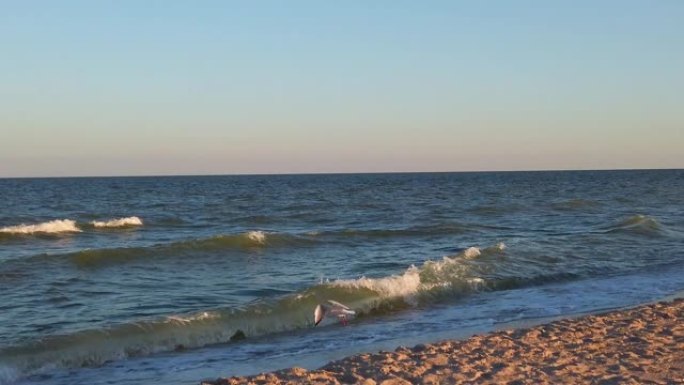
(1, 166, 681, 180)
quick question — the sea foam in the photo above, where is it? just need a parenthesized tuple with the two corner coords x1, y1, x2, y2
(246, 230, 267, 244)
(331, 243, 506, 302)
(0, 219, 81, 235)
(90, 216, 143, 228)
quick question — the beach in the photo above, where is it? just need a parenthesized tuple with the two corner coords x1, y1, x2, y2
(205, 298, 684, 385)
(4, 0, 684, 383)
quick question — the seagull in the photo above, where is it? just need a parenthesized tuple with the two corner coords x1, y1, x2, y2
(314, 300, 356, 326)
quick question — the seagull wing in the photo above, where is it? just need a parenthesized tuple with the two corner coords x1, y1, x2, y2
(314, 304, 325, 326)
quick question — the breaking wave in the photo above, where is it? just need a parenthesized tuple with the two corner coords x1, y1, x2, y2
(330, 243, 505, 304)
(0, 243, 507, 376)
(0, 216, 144, 239)
(0, 219, 81, 235)
(246, 230, 266, 244)
(89, 216, 143, 228)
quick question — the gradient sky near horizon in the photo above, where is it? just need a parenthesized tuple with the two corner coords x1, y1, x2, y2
(1, 1, 682, 177)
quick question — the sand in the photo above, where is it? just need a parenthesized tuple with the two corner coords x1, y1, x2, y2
(203, 299, 684, 384)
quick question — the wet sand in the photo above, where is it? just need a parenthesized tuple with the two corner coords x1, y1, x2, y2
(204, 299, 684, 384)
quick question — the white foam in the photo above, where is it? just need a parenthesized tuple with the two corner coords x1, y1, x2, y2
(463, 247, 481, 259)
(0, 219, 81, 234)
(461, 243, 505, 259)
(330, 243, 503, 303)
(90, 216, 143, 228)
(247, 230, 266, 244)
(332, 265, 423, 299)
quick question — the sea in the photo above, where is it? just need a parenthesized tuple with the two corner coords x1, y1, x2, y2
(0, 170, 683, 385)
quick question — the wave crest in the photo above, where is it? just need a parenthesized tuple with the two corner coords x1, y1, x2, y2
(90, 216, 143, 228)
(329, 242, 505, 305)
(0, 219, 81, 235)
(246, 230, 266, 244)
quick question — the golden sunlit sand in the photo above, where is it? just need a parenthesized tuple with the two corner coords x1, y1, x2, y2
(205, 298, 684, 385)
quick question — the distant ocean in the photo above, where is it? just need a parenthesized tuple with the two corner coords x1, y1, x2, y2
(1, 170, 683, 385)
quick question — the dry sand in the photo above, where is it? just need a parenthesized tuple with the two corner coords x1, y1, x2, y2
(203, 299, 684, 384)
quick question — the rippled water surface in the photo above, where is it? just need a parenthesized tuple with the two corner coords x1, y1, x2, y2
(1, 170, 683, 384)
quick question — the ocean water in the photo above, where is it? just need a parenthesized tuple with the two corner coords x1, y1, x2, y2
(0, 170, 683, 384)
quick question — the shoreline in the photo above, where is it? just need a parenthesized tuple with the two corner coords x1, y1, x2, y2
(203, 298, 683, 384)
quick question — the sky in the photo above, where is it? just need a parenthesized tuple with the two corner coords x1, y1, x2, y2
(1, 1, 682, 177)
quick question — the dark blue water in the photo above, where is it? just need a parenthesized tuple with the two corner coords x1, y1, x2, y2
(1, 170, 683, 384)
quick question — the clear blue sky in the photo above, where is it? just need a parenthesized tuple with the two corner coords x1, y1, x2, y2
(1, 1, 682, 177)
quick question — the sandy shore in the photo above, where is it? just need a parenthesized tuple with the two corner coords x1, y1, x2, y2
(204, 299, 684, 384)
